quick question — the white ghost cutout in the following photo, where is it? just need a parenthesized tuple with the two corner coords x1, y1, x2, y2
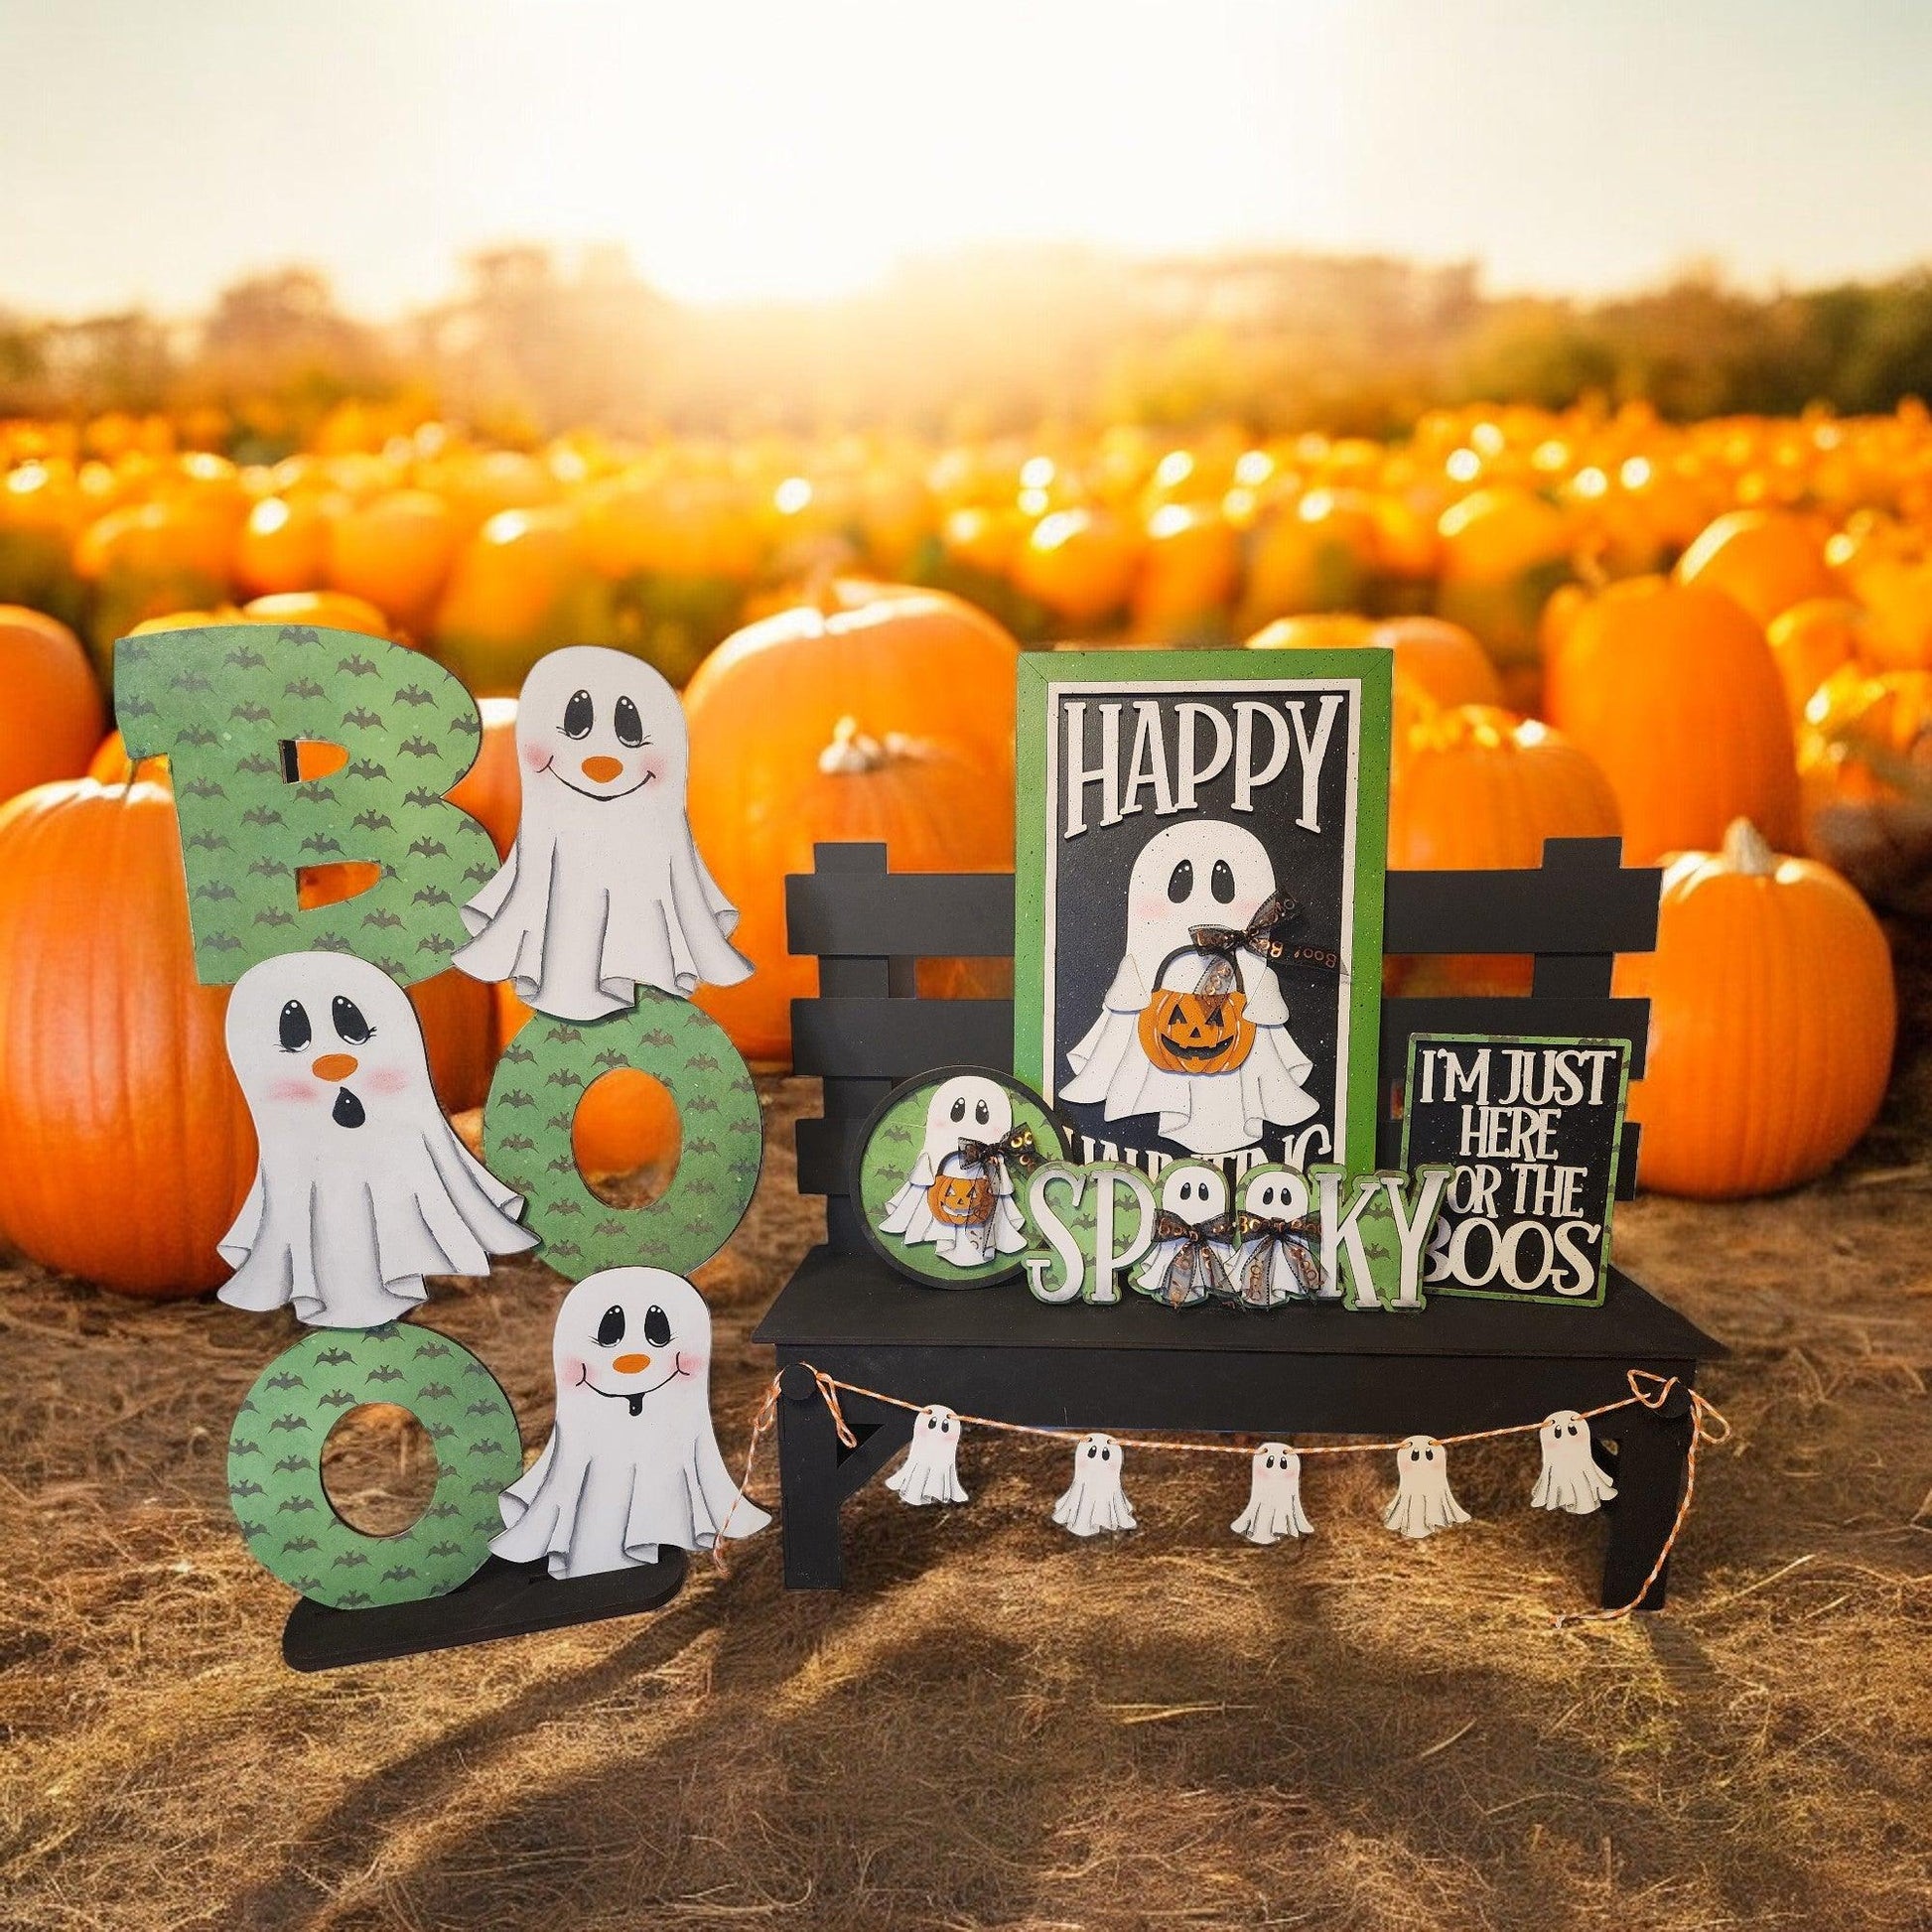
(878, 1074, 1030, 1269)
(1133, 1163, 1237, 1308)
(1229, 1166, 1322, 1308)
(1060, 819, 1320, 1157)
(1383, 1435, 1471, 1539)
(1232, 1442, 1313, 1544)
(886, 1405, 969, 1505)
(1531, 1410, 1617, 1515)
(492, 1267, 769, 1579)
(453, 645, 752, 1019)
(217, 950, 536, 1328)
(1052, 1433, 1137, 1537)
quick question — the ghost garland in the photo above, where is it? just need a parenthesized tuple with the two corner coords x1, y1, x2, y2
(1383, 1436, 1471, 1540)
(1060, 819, 1321, 1158)
(454, 644, 752, 1020)
(219, 950, 537, 1328)
(1232, 1443, 1313, 1544)
(886, 1406, 969, 1506)
(1053, 1434, 1137, 1537)
(1532, 1410, 1617, 1514)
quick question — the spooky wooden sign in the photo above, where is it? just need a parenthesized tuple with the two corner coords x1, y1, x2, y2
(1400, 1035, 1630, 1306)
(1013, 649, 1390, 1182)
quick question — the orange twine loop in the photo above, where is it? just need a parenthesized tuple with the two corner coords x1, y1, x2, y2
(1550, 1370, 1732, 1632)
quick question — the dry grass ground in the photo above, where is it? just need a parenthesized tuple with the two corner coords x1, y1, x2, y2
(2, 961, 1930, 1932)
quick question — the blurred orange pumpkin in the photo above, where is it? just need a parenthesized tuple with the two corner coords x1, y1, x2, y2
(1675, 508, 1837, 630)
(1613, 820, 1893, 1197)
(0, 607, 104, 805)
(0, 776, 256, 1294)
(328, 489, 460, 633)
(1545, 578, 1800, 862)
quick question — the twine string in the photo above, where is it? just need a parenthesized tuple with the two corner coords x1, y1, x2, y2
(713, 1362, 1731, 1623)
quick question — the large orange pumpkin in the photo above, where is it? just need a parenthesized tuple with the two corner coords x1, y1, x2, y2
(447, 696, 522, 856)
(0, 606, 104, 805)
(1545, 578, 1800, 862)
(328, 489, 461, 635)
(0, 777, 255, 1294)
(689, 716, 1014, 1064)
(1612, 819, 1894, 1198)
(1388, 705, 1620, 994)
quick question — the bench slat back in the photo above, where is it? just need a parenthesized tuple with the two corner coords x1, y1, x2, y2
(788, 838, 1658, 1251)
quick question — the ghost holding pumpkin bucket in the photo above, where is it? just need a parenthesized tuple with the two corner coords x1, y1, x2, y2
(1060, 819, 1319, 1157)
(452, 644, 752, 1021)
(878, 1073, 1033, 1269)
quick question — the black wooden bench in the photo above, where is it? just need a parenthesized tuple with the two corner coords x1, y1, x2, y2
(752, 837, 1726, 1606)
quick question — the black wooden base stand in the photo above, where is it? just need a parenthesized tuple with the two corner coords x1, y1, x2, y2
(282, 1550, 688, 1672)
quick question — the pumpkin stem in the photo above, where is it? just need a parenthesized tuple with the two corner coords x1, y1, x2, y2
(1722, 817, 1778, 876)
(817, 716, 931, 774)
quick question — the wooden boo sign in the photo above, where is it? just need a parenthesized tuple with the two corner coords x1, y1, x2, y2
(1400, 1035, 1629, 1306)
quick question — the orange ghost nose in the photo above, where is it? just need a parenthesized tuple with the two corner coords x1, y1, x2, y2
(611, 1352, 650, 1374)
(311, 1053, 358, 1081)
(581, 756, 623, 783)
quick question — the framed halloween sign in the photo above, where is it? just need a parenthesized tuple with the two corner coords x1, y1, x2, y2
(1014, 649, 1391, 1180)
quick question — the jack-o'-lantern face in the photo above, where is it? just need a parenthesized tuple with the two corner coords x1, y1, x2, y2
(927, 1164, 995, 1227)
(1138, 945, 1257, 1075)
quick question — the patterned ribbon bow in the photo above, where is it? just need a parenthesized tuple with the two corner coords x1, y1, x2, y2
(1149, 1210, 1236, 1308)
(1188, 892, 1293, 964)
(1233, 1211, 1323, 1304)
(954, 1124, 1042, 1176)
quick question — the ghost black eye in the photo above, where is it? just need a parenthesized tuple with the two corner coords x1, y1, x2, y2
(613, 695, 644, 747)
(974, 1099, 989, 1126)
(563, 689, 595, 739)
(1210, 858, 1236, 903)
(1167, 859, 1193, 902)
(643, 1305, 671, 1348)
(927, 1416, 938, 1430)
(331, 996, 372, 1044)
(1086, 1444, 1097, 1458)
(949, 1097, 966, 1122)
(596, 1306, 625, 1347)
(277, 1000, 311, 1052)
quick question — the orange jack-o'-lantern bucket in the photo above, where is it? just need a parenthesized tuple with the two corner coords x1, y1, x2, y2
(1137, 945, 1257, 1075)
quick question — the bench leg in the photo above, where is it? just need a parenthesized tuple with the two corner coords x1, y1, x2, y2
(774, 1364, 918, 1590)
(777, 1364, 850, 1589)
(1598, 1388, 1694, 1611)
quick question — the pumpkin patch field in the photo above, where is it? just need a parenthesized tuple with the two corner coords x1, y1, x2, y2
(2, 401, 1930, 1930)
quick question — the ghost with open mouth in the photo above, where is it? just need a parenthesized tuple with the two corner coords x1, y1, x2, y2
(492, 1268, 770, 1579)
(217, 950, 537, 1328)
(452, 644, 752, 1020)
(1060, 819, 1319, 1157)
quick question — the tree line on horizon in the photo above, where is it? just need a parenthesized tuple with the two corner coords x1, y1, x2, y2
(5, 244, 1932, 448)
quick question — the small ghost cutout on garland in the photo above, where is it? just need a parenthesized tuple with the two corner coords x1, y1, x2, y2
(1052, 1433, 1137, 1537)
(1530, 1410, 1618, 1514)
(1231, 1442, 1313, 1544)
(886, 1405, 968, 1506)
(1383, 1435, 1471, 1539)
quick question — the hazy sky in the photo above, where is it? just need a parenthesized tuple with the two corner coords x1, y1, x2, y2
(6, 0, 1931, 315)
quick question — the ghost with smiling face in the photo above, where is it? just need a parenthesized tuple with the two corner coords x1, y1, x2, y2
(453, 645, 752, 1021)
(1530, 1410, 1617, 1515)
(217, 951, 537, 1328)
(878, 1073, 1030, 1269)
(1052, 1433, 1137, 1537)
(1132, 1162, 1237, 1309)
(1060, 819, 1319, 1157)
(492, 1267, 770, 1579)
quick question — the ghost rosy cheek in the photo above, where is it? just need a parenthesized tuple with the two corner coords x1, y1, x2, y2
(675, 1349, 706, 1377)
(521, 740, 552, 773)
(638, 755, 665, 785)
(560, 1355, 587, 1385)
(365, 1065, 411, 1096)
(1130, 894, 1168, 926)
(266, 1077, 316, 1103)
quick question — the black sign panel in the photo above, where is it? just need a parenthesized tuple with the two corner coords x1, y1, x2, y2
(1400, 1034, 1629, 1307)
